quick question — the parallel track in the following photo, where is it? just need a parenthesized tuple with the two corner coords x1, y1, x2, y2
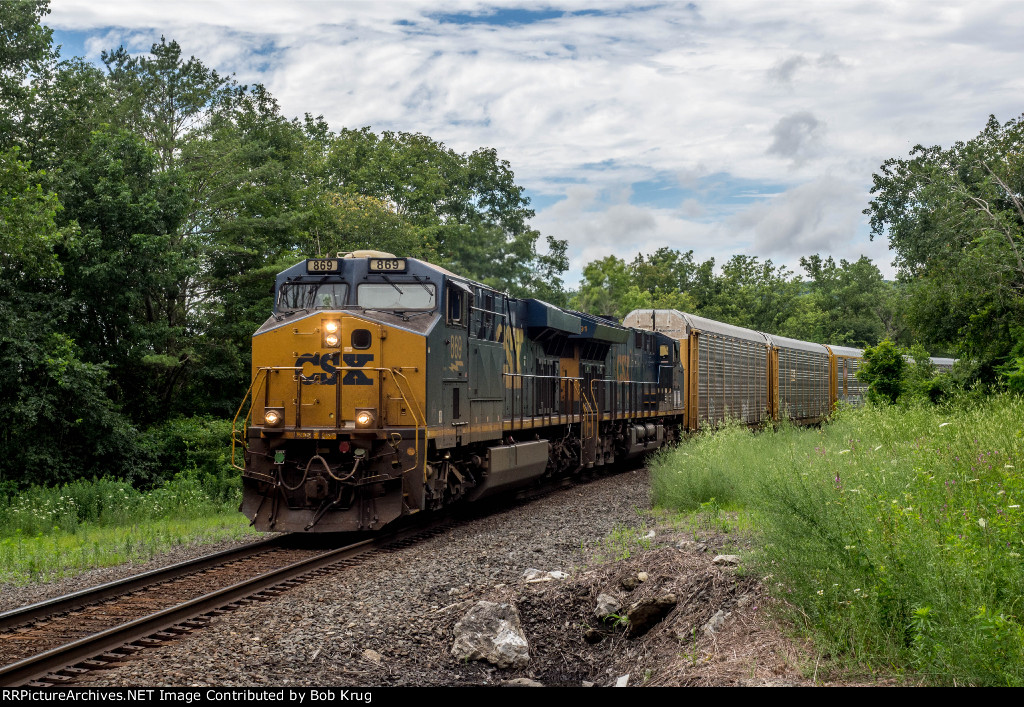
(0, 518, 456, 684)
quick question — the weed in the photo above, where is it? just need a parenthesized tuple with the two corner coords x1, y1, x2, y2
(650, 395, 1024, 686)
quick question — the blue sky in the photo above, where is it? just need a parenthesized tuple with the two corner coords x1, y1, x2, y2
(45, 1, 1024, 285)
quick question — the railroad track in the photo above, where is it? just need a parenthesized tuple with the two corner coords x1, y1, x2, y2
(0, 523, 453, 687)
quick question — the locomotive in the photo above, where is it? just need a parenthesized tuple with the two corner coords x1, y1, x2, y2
(235, 252, 685, 532)
(233, 252, 939, 533)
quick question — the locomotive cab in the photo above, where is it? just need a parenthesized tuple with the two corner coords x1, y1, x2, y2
(241, 252, 437, 532)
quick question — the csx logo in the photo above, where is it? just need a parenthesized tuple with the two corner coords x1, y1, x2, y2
(296, 353, 374, 385)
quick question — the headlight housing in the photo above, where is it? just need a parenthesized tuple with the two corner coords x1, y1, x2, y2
(354, 408, 377, 429)
(322, 320, 341, 348)
(263, 407, 284, 428)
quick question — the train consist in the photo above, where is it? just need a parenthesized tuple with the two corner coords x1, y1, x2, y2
(233, 252, 934, 533)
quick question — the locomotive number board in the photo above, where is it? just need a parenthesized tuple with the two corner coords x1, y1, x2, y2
(368, 258, 407, 272)
(306, 259, 339, 273)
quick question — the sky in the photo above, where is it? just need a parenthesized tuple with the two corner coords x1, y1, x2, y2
(45, 1, 1024, 286)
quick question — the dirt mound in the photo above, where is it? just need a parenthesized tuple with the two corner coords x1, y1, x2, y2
(462, 531, 808, 687)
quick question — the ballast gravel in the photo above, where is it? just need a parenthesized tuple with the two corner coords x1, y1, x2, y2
(70, 469, 652, 687)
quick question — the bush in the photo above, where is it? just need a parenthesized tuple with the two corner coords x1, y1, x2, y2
(857, 339, 906, 404)
(651, 396, 1024, 685)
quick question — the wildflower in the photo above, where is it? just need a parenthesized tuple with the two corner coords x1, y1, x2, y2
(854, 588, 861, 593)
(844, 545, 856, 550)
(978, 518, 987, 528)
(817, 590, 824, 595)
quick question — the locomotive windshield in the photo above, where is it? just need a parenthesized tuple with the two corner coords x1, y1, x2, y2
(357, 282, 436, 310)
(276, 282, 349, 312)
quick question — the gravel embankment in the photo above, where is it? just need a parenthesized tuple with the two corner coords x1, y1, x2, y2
(70, 468, 651, 686)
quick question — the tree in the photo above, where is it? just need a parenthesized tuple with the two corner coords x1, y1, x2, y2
(792, 254, 887, 346)
(700, 255, 801, 333)
(0, 0, 54, 146)
(866, 114, 1024, 377)
(323, 128, 568, 296)
(857, 339, 906, 404)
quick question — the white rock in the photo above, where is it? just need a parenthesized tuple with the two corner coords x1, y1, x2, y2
(615, 674, 630, 687)
(451, 601, 530, 669)
(637, 571, 649, 582)
(712, 554, 741, 566)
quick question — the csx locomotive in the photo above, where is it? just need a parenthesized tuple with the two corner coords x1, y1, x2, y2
(233, 252, 922, 533)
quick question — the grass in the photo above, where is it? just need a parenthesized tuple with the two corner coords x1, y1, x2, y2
(650, 395, 1024, 686)
(590, 523, 654, 563)
(0, 471, 262, 584)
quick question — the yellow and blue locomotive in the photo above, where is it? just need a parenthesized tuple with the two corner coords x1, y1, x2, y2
(235, 252, 686, 532)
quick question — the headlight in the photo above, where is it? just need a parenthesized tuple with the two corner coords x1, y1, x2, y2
(354, 408, 376, 428)
(263, 408, 284, 427)
(322, 320, 341, 348)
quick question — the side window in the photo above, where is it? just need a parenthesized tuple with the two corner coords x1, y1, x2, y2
(447, 284, 465, 327)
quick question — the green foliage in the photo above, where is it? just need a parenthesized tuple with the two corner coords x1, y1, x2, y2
(591, 524, 653, 562)
(651, 398, 1024, 685)
(866, 114, 1024, 378)
(857, 339, 906, 404)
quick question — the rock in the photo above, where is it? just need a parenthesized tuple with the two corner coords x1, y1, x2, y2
(637, 571, 649, 582)
(451, 601, 530, 669)
(625, 593, 678, 637)
(594, 593, 621, 619)
(703, 609, 731, 636)
(615, 674, 630, 687)
(522, 568, 567, 583)
(712, 554, 741, 566)
(620, 575, 638, 591)
(736, 593, 753, 608)
(361, 649, 382, 664)
(502, 678, 544, 687)
(643, 530, 655, 540)
(582, 681, 595, 688)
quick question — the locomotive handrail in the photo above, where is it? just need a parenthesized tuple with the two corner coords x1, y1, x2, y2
(384, 366, 427, 478)
(230, 366, 302, 470)
(502, 372, 584, 430)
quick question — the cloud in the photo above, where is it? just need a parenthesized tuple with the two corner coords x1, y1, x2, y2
(767, 112, 824, 165)
(769, 55, 808, 84)
(45, 0, 1024, 285)
(728, 176, 864, 258)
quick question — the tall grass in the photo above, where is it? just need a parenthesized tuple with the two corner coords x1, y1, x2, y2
(0, 471, 259, 584)
(651, 396, 1024, 685)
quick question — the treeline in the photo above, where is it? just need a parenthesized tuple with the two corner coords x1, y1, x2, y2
(2, 2, 1022, 492)
(0, 2, 565, 489)
(568, 250, 894, 348)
